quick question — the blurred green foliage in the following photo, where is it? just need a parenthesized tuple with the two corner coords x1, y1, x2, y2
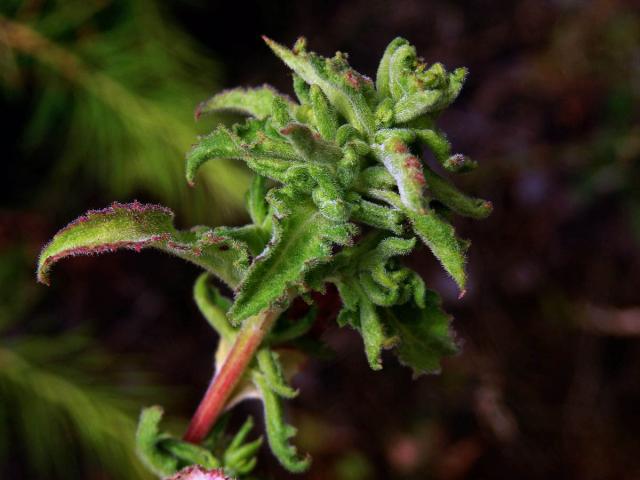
(0, 0, 250, 222)
(0, 0, 241, 477)
(0, 334, 153, 479)
(0, 237, 158, 478)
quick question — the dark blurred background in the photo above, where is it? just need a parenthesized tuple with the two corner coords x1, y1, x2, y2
(1, 0, 639, 479)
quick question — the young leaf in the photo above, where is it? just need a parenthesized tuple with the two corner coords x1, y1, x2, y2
(292, 73, 311, 104)
(222, 417, 263, 476)
(376, 37, 410, 99)
(256, 348, 299, 398)
(193, 273, 235, 341)
(280, 122, 342, 164)
(309, 84, 339, 140)
(349, 196, 404, 234)
(195, 86, 296, 120)
(37, 202, 249, 288)
(344, 278, 389, 370)
(369, 190, 468, 292)
(408, 209, 468, 292)
(245, 175, 269, 226)
(136, 406, 180, 477)
(424, 167, 492, 219)
(264, 36, 376, 136)
(372, 137, 427, 213)
(186, 123, 298, 186)
(252, 372, 311, 472)
(394, 90, 445, 123)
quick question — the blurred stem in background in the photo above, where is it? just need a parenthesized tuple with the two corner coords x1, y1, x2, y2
(0, 0, 250, 223)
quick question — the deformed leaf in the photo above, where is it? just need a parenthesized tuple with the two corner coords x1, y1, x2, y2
(37, 202, 249, 288)
(195, 85, 296, 120)
(136, 406, 180, 477)
(372, 137, 427, 213)
(186, 122, 299, 186)
(383, 291, 459, 376)
(424, 167, 493, 219)
(409, 209, 468, 293)
(264, 36, 376, 136)
(369, 191, 468, 292)
(229, 192, 356, 324)
(376, 37, 410, 99)
(252, 371, 311, 473)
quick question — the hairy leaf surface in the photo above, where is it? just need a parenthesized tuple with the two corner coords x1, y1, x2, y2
(37, 202, 248, 288)
(384, 291, 459, 376)
(195, 86, 296, 120)
(229, 192, 356, 323)
(264, 37, 376, 136)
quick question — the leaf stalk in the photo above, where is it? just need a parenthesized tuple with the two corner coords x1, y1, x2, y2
(183, 306, 282, 443)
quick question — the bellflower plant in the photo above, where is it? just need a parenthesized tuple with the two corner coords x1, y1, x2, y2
(37, 36, 491, 478)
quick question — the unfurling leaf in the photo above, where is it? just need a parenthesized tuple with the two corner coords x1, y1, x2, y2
(37, 202, 249, 288)
(252, 372, 311, 473)
(370, 191, 468, 292)
(137, 407, 260, 479)
(136, 406, 219, 477)
(264, 36, 376, 136)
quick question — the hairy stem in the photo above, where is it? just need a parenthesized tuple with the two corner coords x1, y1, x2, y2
(183, 306, 282, 443)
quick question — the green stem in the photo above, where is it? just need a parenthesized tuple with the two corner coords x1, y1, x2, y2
(183, 307, 281, 443)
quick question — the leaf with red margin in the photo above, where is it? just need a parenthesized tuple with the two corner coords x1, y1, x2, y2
(37, 201, 248, 288)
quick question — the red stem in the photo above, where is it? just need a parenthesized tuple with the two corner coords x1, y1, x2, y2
(183, 308, 280, 443)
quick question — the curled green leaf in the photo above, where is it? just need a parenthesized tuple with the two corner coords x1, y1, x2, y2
(383, 291, 459, 376)
(186, 123, 298, 186)
(252, 372, 311, 472)
(264, 36, 376, 136)
(424, 167, 492, 219)
(376, 37, 410, 99)
(37, 202, 248, 288)
(195, 85, 296, 120)
(229, 193, 356, 324)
